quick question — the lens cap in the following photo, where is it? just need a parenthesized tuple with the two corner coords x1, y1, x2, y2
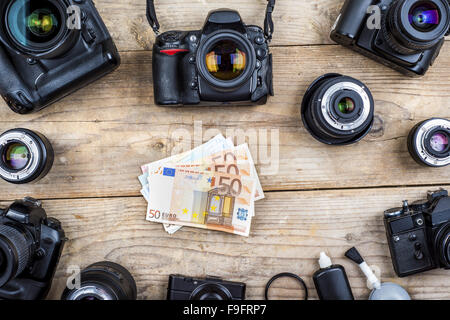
(301, 73, 375, 145)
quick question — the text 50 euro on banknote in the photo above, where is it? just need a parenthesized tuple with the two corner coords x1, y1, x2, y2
(146, 167, 256, 237)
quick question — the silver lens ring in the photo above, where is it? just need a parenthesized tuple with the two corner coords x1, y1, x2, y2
(415, 118, 449, 167)
(64, 285, 116, 300)
(0, 130, 40, 182)
(321, 81, 372, 132)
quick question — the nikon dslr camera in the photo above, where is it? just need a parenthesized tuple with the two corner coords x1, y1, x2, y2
(0, 197, 65, 300)
(0, 0, 120, 114)
(148, 0, 275, 106)
(167, 275, 246, 300)
(384, 189, 450, 277)
(331, 0, 450, 76)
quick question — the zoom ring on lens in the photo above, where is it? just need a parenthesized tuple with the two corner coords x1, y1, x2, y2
(0, 225, 30, 283)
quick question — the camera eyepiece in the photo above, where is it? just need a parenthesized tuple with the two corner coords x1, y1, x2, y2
(301, 73, 375, 145)
(61, 261, 137, 300)
(0, 129, 54, 184)
(0, 224, 31, 287)
(407, 118, 449, 167)
(382, 0, 450, 55)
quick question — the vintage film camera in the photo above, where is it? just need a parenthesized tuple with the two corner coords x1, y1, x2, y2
(331, 0, 450, 76)
(0, 197, 65, 300)
(147, 0, 275, 106)
(384, 189, 450, 277)
(0, 0, 120, 114)
(167, 274, 246, 300)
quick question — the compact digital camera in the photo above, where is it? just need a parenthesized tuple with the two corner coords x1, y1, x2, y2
(147, 0, 275, 106)
(0, 197, 65, 300)
(384, 189, 450, 277)
(331, 0, 450, 76)
(167, 275, 246, 300)
(0, 0, 120, 114)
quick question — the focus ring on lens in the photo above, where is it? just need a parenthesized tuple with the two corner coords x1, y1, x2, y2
(0, 224, 30, 286)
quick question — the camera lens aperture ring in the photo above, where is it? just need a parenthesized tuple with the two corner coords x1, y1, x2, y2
(407, 118, 450, 167)
(0, 129, 54, 184)
(0, 224, 30, 286)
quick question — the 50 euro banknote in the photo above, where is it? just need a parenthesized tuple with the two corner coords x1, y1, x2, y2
(146, 166, 256, 237)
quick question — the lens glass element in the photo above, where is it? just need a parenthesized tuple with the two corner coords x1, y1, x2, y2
(7, 0, 62, 48)
(430, 132, 449, 152)
(408, 1, 440, 32)
(206, 40, 247, 81)
(338, 97, 356, 114)
(2, 142, 29, 171)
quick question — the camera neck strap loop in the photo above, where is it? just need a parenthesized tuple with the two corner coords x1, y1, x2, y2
(146, 0, 276, 40)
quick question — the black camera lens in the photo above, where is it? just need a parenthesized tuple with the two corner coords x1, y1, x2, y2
(383, 0, 450, 54)
(205, 40, 247, 81)
(409, 1, 441, 31)
(190, 283, 233, 300)
(6, 0, 65, 51)
(197, 30, 256, 91)
(0, 224, 30, 287)
(61, 261, 137, 300)
(407, 118, 449, 167)
(0, 129, 54, 184)
(301, 73, 375, 145)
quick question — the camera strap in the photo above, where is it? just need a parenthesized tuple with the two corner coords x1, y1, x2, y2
(146, 0, 276, 40)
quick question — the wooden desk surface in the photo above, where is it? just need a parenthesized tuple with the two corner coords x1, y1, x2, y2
(0, 0, 449, 300)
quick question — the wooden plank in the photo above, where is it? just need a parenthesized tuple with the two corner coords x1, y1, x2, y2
(0, 45, 448, 199)
(18, 186, 446, 300)
(99, 0, 450, 50)
(99, 0, 347, 50)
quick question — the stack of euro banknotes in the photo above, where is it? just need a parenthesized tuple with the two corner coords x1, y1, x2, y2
(138, 134, 264, 237)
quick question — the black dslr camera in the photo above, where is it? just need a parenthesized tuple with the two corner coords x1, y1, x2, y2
(0, 197, 65, 299)
(0, 0, 120, 114)
(331, 0, 450, 76)
(146, 0, 275, 106)
(384, 189, 450, 277)
(167, 275, 246, 300)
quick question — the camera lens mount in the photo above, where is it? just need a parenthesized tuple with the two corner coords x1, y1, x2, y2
(0, 129, 54, 184)
(301, 73, 375, 145)
(197, 30, 256, 91)
(61, 261, 137, 300)
(407, 118, 449, 167)
(382, 0, 450, 54)
(0, 224, 30, 287)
